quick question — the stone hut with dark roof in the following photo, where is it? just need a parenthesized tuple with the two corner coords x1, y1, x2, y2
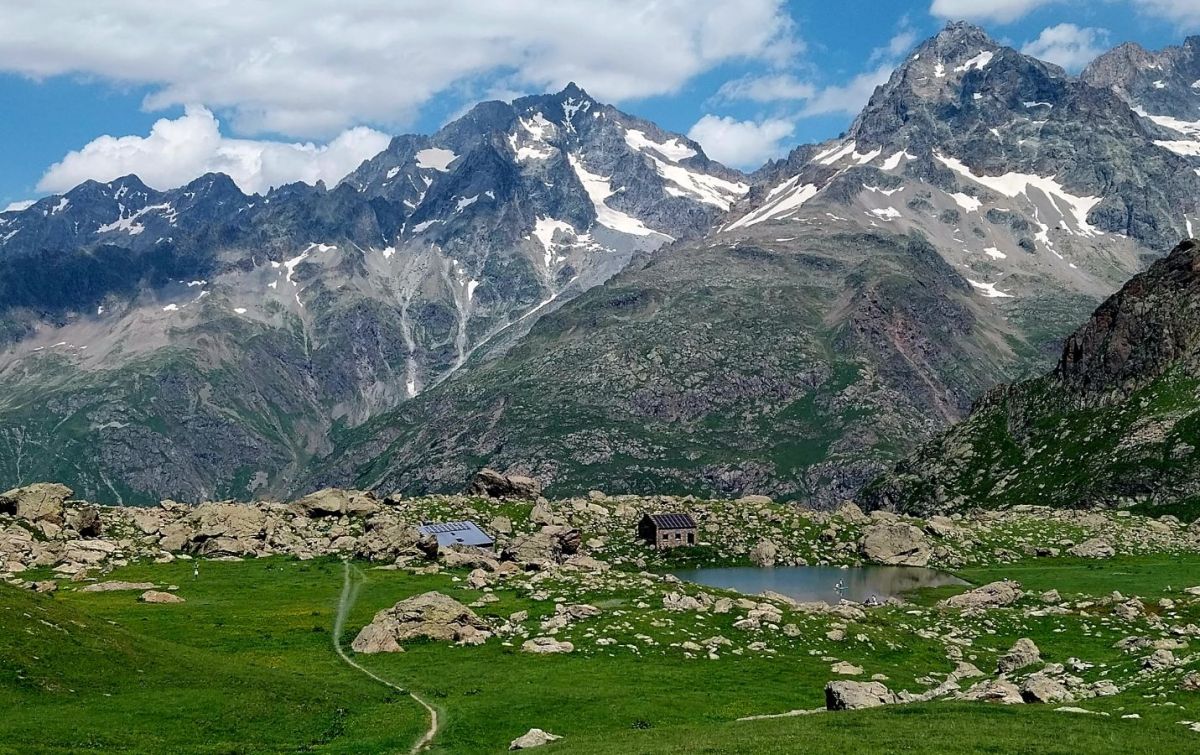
(638, 513, 697, 549)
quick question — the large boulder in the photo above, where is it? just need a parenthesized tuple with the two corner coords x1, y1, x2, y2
(1067, 538, 1115, 559)
(139, 590, 185, 604)
(749, 540, 779, 567)
(961, 679, 1023, 704)
(510, 729, 561, 750)
(1020, 675, 1072, 704)
(0, 483, 73, 524)
(356, 522, 422, 561)
(834, 501, 871, 525)
(521, 637, 575, 654)
(997, 638, 1041, 674)
(65, 505, 102, 537)
(186, 503, 268, 556)
(860, 523, 931, 566)
(825, 680, 895, 710)
(350, 623, 403, 653)
(468, 469, 542, 500)
(938, 580, 1022, 610)
(502, 525, 580, 566)
(81, 581, 156, 592)
(294, 488, 380, 518)
(351, 592, 491, 652)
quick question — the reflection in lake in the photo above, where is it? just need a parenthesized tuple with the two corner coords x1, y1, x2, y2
(670, 565, 967, 604)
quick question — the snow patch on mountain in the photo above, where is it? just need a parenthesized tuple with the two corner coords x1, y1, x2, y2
(954, 50, 994, 73)
(568, 154, 660, 237)
(726, 177, 820, 230)
(967, 278, 1013, 298)
(415, 148, 457, 171)
(934, 153, 1102, 237)
(623, 129, 697, 162)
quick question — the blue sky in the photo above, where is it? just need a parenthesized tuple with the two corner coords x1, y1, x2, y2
(0, 0, 1196, 210)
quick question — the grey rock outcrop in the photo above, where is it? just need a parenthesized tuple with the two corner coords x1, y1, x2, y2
(294, 488, 381, 518)
(1068, 539, 1115, 559)
(997, 638, 1041, 673)
(938, 580, 1022, 610)
(825, 680, 895, 710)
(468, 469, 543, 500)
(351, 592, 492, 652)
(0, 483, 73, 524)
(510, 728, 562, 749)
(860, 523, 931, 566)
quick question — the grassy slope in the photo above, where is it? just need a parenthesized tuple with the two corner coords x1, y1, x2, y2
(3, 554, 1200, 753)
(0, 559, 426, 754)
(870, 364, 1200, 517)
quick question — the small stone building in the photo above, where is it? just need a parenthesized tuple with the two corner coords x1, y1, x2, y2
(638, 513, 697, 549)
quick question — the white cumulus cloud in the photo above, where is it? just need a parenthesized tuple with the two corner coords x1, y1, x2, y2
(0, 0, 799, 138)
(929, 0, 1057, 24)
(1021, 24, 1109, 71)
(1133, 0, 1200, 29)
(3, 200, 36, 213)
(715, 75, 816, 103)
(800, 64, 896, 117)
(687, 115, 795, 169)
(36, 107, 391, 195)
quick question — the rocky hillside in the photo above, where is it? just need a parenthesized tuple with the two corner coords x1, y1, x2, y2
(4, 479, 1196, 587)
(1084, 36, 1200, 172)
(864, 238, 1200, 518)
(309, 23, 1200, 505)
(0, 85, 743, 503)
(309, 224, 1021, 504)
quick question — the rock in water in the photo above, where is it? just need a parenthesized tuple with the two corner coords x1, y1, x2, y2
(139, 590, 185, 604)
(0, 483, 73, 524)
(351, 591, 491, 652)
(860, 523, 931, 566)
(825, 680, 895, 710)
(468, 469, 543, 500)
(510, 728, 562, 749)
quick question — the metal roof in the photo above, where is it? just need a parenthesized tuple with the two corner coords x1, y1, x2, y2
(645, 513, 696, 529)
(417, 520, 494, 547)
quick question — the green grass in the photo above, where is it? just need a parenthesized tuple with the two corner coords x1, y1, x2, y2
(3, 554, 1200, 753)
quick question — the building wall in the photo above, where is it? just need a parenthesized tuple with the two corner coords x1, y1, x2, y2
(656, 527, 696, 549)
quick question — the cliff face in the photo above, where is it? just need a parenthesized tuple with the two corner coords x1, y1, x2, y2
(1056, 240, 1200, 399)
(865, 239, 1200, 519)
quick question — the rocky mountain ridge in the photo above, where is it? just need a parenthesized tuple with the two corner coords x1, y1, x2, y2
(311, 23, 1200, 505)
(4, 23, 1200, 507)
(0, 85, 743, 503)
(864, 238, 1200, 518)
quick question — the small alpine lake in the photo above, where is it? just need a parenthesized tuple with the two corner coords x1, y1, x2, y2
(670, 565, 968, 604)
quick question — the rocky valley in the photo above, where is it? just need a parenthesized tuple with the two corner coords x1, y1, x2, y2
(7, 10, 1200, 754)
(5, 24, 1200, 506)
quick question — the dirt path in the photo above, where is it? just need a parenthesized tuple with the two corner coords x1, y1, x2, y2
(334, 560, 440, 754)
